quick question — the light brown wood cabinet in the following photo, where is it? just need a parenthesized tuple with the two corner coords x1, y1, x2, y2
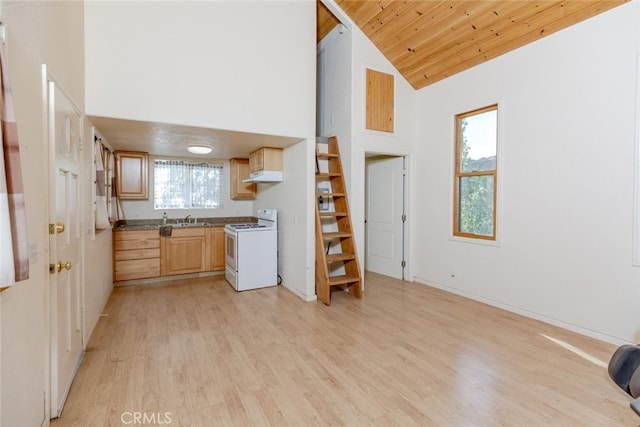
(230, 158, 256, 200)
(114, 226, 226, 282)
(114, 230, 160, 281)
(205, 227, 225, 271)
(249, 147, 283, 173)
(115, 151, 149, 200)
(160, 228, 207, 276)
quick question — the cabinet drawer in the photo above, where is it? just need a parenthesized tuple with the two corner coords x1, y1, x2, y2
(115, 238, 160, 251)
(115, 258, 160, 281)
(115, 248, 160, 261)
(115, 230, 159, 240)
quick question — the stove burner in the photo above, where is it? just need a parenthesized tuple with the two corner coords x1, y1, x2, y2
(231, 224, 265, 229)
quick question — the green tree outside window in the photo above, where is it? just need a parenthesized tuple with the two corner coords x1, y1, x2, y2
(454, 106, 497, 240)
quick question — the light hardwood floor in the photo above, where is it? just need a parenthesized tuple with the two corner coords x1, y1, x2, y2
(52, 272, 638, 426)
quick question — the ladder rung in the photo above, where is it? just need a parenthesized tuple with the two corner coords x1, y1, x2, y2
(326, 253, 355, 263)
(322, 231, 351, 240)
(316, 172, 341, 178)
(328, 275, 360, 287)
(316, 192, 345, 197)
(319, 212, 348, 218)
(316, 152, 338, 159)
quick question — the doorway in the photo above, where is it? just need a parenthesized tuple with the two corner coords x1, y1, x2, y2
(365, 154, 408, 280)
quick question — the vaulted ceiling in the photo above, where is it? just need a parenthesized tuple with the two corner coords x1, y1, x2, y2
(96, 1, 629, 157)
(319, 0, 628, 90)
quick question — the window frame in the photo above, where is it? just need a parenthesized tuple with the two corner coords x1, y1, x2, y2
(453, 104, 498, 241)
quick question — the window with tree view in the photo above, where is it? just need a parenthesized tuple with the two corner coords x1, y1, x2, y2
(454, 105, 498, 240)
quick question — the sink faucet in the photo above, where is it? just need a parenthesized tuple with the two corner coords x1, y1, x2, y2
(184, 214, 192, 224)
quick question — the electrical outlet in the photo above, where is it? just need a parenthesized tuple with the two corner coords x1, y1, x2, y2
(449, 269, 455, 278)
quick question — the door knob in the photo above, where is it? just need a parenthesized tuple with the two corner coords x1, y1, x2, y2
(49, 223, 65, 234)
(57, 261, 72, 272)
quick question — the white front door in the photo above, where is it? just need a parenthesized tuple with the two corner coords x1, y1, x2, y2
(48, 79, 83, 418)
(365, 156, 406, 279)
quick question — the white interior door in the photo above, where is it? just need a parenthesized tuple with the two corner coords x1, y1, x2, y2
(48, 80, 83, 418)
(365, 156, 405, 279)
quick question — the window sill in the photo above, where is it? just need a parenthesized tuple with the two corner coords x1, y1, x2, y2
(449, 234, 501, 247)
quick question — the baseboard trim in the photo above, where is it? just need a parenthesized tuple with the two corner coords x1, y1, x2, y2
(413, 276, 631, 346)
(114, 271, 224, 287)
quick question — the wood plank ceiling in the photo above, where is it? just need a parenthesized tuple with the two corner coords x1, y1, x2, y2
(319, 1, 628, 90)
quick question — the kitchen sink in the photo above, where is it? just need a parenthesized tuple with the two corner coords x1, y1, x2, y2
(161, 222, 209, 228)
(179, 222, 209, 227)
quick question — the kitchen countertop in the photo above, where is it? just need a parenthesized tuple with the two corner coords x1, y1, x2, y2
(113, 216, 256, 231)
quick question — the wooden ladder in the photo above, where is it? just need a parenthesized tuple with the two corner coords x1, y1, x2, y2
(315, 136, 363, 305)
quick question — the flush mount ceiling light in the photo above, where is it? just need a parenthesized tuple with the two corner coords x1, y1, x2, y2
(187, 145, 212, 155)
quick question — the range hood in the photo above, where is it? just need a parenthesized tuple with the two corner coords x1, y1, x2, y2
(243, 170, 283, 183)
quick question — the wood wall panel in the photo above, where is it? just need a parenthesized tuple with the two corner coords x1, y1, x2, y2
(366, 69, 394, 133)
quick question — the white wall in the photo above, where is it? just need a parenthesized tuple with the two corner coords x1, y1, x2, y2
(85, 1, 317, 301)
(322, 0, 640, 343)
(0, 1, 96, 425)
(0, 0, 316, 422)
(83, 126, 113, 344)
(85, 0, 313, 139)
(0, 2, 116, 424)
(321, 0, 417, 280)
(255, 140, 316, 300)
(317, 24, 351, 140)
(414, 2, 640, 344)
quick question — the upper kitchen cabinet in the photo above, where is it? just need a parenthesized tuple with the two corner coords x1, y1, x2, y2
(245, 147, 283, 183)
(249, 147, 283, 172)
(230, 158, 256, 200)
(115, 150, 148, 199)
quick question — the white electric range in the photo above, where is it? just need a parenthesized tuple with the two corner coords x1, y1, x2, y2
(224, 209, 278, 291)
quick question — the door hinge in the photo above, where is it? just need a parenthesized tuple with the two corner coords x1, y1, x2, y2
(401, 260, 406, 268)
(401, 214, 406, 222)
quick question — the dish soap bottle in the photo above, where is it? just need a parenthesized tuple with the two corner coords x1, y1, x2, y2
(162, 212, 168, 225)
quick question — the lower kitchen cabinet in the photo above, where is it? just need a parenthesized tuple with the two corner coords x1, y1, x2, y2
(160, 228, 207, 276)
(114, 230, 160, 281)
(206, 227, 225, 271)
(114, 226, 226, 282)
